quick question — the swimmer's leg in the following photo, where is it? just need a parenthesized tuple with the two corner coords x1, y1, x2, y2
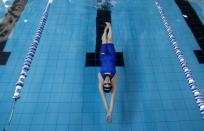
(106, 22, 113, 43)
(102, 24, 109, 44)
(105, 23, 116, 61)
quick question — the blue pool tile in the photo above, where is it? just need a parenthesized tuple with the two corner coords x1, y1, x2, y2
(166, 122, 181, 131)
(179, 121, 195, 131)
(44, 113, 58, 124)
(32, 113, 46, 125)
(93, 113, 107, 125)
(143, 111, 165, 122)
(132, 123, 144, 131)
(187, 110, 203, 121)
(45, 125, 57, 131)
(19, 114, 33, 125)
(192, 121, 204, 131)
(156, 122, 169, 131)
(69, 113, 82, 125)
(144, 123, 158, 131)
(82, 113, 95, 125)
(69, 125, 82, 131)
(16, 125, 30, 131)
(57, 113, 70, 125)
(29, 125, 44, 131)
(55, 125, 69, 131)
(106, 124, 132, 131)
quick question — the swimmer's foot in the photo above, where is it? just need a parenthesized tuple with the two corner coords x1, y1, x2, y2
(106, 113, 112, 123)
(105, 22, 111, 27)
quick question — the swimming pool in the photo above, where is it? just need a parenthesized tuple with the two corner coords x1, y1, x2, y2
(0, 0, 204, 131)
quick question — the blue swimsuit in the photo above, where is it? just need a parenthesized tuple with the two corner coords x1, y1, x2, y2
(99, 44, 116, 80)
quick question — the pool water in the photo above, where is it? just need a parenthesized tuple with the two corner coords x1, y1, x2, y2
(0, 0, 204, 131)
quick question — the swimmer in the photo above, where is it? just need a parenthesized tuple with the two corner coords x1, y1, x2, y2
(98, 22, 117, 123)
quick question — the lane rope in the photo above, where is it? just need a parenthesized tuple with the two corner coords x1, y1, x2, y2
(3, 0, 53, 131)
(155, 0, 204, 119)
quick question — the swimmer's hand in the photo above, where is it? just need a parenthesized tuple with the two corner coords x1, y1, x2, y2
(106, 112, 112, 123)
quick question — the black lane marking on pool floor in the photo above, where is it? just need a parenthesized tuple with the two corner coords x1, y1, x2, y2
(85, 9, 124, 67)
(175, 0, 204, 63)
(0, 41, 10, 65)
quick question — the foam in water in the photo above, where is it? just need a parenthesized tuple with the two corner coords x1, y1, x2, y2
(68, 0, 73, 3)
(24, 19, 28, 23)
(66, 0, 119, 10)
(1, 0, 14, 9)
(96, 0, 118, 10)
(0, 0, 14, 18)
(48, 0, 53, 4)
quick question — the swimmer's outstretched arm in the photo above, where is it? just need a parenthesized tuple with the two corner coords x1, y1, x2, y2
(108, 81, 116, 114)
(98, 73, 109, 112)
(106, 75, 117, 122)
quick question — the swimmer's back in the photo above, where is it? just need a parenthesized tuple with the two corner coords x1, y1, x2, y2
(100, 43, 116, 79)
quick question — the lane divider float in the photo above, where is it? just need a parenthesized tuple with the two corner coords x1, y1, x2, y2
(155, 0, 204, 119)
(3, 0, 53, 131)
